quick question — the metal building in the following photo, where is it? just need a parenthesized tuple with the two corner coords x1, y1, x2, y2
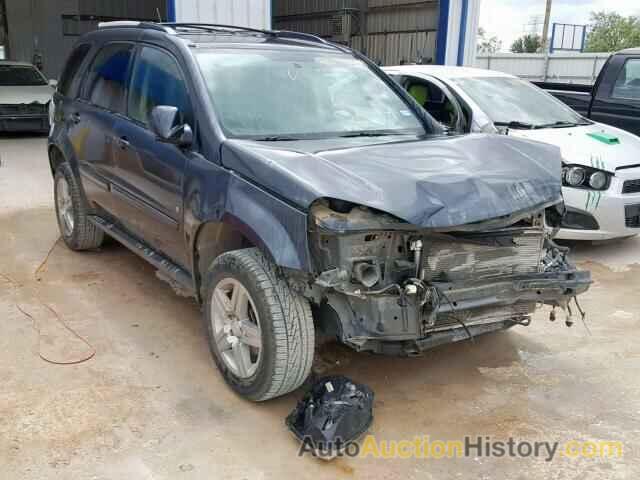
(273, 0, 480, 67)
(168, 0, 271, 29)
(2, 0, 166, 78)
(0, 0, 479, 78)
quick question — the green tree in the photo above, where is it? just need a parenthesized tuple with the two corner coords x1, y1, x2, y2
(510, 34, 542, 53)
(585, 11, 640, 52)
(477, 27, 502, 54)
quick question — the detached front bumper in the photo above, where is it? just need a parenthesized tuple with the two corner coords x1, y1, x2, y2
(557, 169, 640, 240)
(324, 269, 591, 355)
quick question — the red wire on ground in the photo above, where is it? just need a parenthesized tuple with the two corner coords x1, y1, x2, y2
(2, 236, 96, 365)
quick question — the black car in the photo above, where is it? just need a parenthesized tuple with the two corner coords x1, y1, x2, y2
(537, 48, 640, 136)
(48, 22, 590, 401)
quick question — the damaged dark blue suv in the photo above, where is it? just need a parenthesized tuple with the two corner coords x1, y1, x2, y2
(48, 22, 590, 401)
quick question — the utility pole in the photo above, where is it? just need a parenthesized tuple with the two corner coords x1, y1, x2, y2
(541, 0, 552, 52)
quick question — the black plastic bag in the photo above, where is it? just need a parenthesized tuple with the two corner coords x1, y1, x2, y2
(286, 376, 374, 458)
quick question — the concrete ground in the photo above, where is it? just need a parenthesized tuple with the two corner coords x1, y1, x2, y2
(1, 134, 639, 480)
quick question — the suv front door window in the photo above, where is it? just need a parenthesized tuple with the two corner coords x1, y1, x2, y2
(127, 47, 193, 126)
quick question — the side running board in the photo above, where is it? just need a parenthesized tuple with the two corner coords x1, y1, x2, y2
(89, 215, 196, 297)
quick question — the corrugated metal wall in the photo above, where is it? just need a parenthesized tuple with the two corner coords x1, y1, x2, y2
(475, 53, 611, 84)
(274, 0, 440, 66)
(5, 0, 166, 78)
(79, 0, 166, 18)
(274, 0, 359, 16)
(367, 1, 438, 33)
(5, 0, 81, 78)
(175, 0, 271, 30)
(352, 31, 437, 65)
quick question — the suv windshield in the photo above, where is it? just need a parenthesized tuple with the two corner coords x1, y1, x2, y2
(451, 76, 588, 128)
(195, 49, 426, 139)
(0, 65, 47, 86)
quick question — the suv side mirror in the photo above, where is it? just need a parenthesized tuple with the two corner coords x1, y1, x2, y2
(48, 79, 58, 88)
(149, 105, 193, 148)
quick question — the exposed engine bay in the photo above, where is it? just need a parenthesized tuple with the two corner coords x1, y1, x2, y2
(306, 199, 591, 356)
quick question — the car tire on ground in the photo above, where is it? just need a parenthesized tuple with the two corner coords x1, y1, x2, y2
(54, 162, 104, 251)
(203, 248, 315, 401)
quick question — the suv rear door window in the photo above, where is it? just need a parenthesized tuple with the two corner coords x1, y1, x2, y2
(84, 43, 134, 113)
(128, 46, 192, 126)
(58, 44, 91, 97)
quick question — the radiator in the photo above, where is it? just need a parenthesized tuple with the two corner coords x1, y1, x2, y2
(422, 228, 545, 283)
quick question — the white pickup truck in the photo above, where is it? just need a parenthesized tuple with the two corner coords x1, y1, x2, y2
(384, 65, 640, 241)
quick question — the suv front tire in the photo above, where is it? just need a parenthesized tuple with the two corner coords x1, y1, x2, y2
(203, 248, 315, 401)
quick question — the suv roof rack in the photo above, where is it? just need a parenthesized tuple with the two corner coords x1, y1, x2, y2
(98, 21, 172, 33)
(161, 22, 347, 51)
(98, 21, 349, 53)
(161, 22, 270, 35)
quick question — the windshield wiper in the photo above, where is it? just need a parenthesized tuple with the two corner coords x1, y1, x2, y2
(536, 120, 589, 129)
(254, 136, 303, 142)
(494, 121, 536, 130)
(339, 130, 409, 138)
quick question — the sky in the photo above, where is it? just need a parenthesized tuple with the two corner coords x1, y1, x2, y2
(479, 0, 640, 51)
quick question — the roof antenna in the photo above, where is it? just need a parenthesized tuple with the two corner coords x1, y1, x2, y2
(156, 8, 162, 22)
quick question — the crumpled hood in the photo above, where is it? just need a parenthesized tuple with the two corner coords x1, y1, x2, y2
(0, 85, 54, 105)
(222, 133, 562, 229)
(508, 123, 640, 172)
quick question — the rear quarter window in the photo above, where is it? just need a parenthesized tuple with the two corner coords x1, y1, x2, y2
(58, 44, 91, 97)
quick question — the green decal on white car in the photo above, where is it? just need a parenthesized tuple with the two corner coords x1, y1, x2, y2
(587, 132, 620, 145)
(586, 190, 602, 211)
(584, 155, 607, 211)
(590, 155, 605, 171)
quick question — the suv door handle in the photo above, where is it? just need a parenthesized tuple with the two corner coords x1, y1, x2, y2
(117, 136, 130, 150)
(70, 112, 81, 124)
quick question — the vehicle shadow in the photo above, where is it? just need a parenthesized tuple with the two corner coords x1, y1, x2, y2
(0, 131, 48, 140)
(3, 205, 549, 375)
(68, 225, 548, 415)
(559, 236, 640, 270)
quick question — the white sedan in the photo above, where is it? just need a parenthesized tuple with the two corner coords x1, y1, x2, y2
(384, 65, 640, 241)
(0, 61, 55, 133)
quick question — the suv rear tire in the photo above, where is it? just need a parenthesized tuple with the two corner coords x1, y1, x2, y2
(203, 248, 315, 401)
(54, 163, 104, 251)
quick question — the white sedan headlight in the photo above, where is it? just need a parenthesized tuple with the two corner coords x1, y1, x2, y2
(564, 166, 586, 187)
(562, 164, 611, 191)
(588, 171, 608, 190)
